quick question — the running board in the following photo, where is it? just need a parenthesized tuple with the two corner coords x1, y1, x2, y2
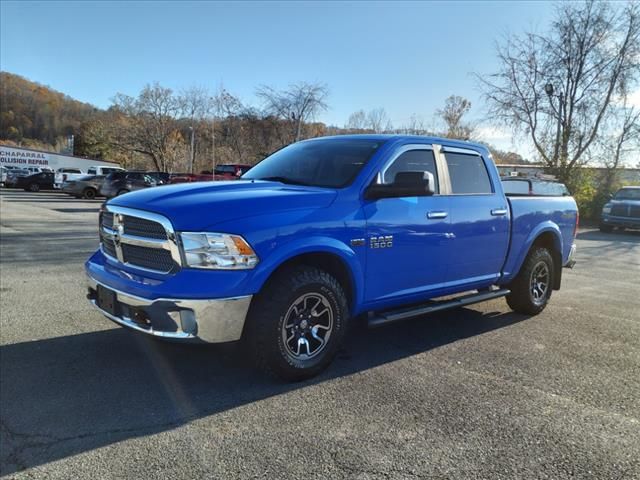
(367, 289, 510, 328)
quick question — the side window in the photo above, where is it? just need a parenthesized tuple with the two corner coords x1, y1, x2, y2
(88, 168, 96, 175)
(445, 152, 492, 194)
(382, 149, 439, 193)
(502, 180, 530, 195)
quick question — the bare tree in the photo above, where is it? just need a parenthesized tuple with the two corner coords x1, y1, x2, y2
(437, 95, 474, 139)
(345, 110, 368, 131)
(110, 83, 184, 171)
(480, 1, 640, 183)
(600, 100, 640, 193)
(256, 81, 329, 142)
(367, 108, 393, 133)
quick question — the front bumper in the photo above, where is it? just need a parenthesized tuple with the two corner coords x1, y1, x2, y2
(600, 214, 640, 229)
(87, 274, 252, 343)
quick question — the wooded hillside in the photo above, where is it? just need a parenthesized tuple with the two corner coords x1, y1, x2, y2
(0, 72, 98, 151)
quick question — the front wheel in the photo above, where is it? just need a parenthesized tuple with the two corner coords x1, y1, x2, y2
(116, 189, 129, 196)
(506, 247, 554, 315)
(245, 266, 349, 381)
(28, 183, 40, 192)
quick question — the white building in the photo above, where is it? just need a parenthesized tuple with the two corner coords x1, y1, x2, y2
(0, 145, 119, 172)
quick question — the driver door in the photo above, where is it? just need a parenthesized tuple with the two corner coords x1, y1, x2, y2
(363, 145, 451, 304)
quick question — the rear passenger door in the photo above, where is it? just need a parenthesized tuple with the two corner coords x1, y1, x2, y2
(441, 147, 509, 288)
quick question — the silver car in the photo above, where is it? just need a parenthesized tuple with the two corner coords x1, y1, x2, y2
(62, 175, 106, 199)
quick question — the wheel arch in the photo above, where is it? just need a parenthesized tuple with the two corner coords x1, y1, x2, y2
(513, 225, 563, 290)
(250, 239, 364, 315)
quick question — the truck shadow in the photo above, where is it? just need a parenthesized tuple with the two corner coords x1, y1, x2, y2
(0, 307, 525, 475)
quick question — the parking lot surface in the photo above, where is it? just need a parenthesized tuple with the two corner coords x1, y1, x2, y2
(1, 189, 639, 479)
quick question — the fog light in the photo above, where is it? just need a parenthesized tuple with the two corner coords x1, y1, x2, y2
(179, 310, 197, 335)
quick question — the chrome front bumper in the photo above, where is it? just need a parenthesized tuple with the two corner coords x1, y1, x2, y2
(87, 275, 252, 343)
(565, 243, 577, 268)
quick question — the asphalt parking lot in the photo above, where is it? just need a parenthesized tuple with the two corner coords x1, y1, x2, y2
(1, 188, 639, 479)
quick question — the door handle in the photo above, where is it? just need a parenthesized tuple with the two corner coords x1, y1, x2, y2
(491, 208, 508, 216)
(427, 211, 448, 219)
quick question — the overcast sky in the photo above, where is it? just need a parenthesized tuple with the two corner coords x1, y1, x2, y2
(0, 0, 604, 158)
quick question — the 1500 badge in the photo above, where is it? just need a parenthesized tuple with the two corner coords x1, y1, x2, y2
(370, 235, 393, 249)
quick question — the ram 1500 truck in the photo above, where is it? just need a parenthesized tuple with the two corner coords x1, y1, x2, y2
(86, 135, 578, 380)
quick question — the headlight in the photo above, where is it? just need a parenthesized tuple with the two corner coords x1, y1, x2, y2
(602, 204, 612, 214)
(179, 232, 258, 269)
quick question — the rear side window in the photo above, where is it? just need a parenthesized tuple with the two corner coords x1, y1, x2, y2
(502, 179, 530, 195)
(383, 149, 439, 193)
(87, 168, 97, 175)
(445, 152, 492, 194)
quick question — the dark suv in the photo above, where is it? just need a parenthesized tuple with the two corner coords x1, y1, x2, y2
(100, 172, 157, 198)
(600, 186, 640, 232)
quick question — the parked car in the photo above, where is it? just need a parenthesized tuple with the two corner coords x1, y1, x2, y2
(99, 171, 157, 198)
(62, 175, 106, 199)
(144, 171, 171, 185)
(54, 168, 85, 189)
(600, 186, 640, 232)
(86, 135, 578, 381)
(3, 168, 31, 188)
(168, 172, 214, 184)
(86, 165, 125, 176)
(214, 164, 251, 180)
(16, 171, 55, 192)
(502, 177, 570, 196)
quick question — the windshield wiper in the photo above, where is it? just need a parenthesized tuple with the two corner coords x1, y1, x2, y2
(257, 176, 312, 186)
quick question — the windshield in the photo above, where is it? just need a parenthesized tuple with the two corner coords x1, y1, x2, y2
(614, 188, 640, 200)
(242, 138, 384, 188)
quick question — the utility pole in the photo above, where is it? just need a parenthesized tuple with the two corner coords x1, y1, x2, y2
(189, 126, 195, 174)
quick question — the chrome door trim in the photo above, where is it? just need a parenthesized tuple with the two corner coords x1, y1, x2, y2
(376, 144, 438, 190)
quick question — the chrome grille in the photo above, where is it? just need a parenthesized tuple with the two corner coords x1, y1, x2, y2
(611, 205, 628, 217)
(121, 244, 175, 271)
(99, 206, 181, 273)
(122, 215, 167, 240)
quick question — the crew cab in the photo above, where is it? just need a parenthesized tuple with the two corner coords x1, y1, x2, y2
(85, 135, 578, 380)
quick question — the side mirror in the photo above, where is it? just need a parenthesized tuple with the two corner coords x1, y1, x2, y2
(365, 171, 436, 200)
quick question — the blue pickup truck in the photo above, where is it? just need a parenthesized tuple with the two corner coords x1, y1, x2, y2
(86, 135, 578, 380)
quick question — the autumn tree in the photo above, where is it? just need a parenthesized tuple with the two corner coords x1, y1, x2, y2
(480, 1, 640, 183)
(109, 83, 184, 171)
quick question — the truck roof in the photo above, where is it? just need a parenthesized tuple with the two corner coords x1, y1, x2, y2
(303, 134, 489, 151)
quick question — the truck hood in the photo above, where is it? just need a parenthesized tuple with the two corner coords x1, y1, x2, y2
(108, 180, 338, 230)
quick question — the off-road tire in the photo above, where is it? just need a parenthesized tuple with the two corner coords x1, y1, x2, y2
(245, 266, 349, 381)
(83, 187, 97, 199)
(599, 224, 613, 233)
(506, 247, 554, 315)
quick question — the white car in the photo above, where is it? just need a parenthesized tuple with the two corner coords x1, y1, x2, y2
(54, 168, 85, 189)
(86, 165, 124, 176)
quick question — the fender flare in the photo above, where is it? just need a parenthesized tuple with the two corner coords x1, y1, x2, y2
(249, 236, 365, 311)
(509, 221, 564, 282)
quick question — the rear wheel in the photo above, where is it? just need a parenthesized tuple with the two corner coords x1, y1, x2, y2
(28, 183, 40, 192)
(245, 266, 349, 381)
(82, 187, 97, 199)
(599, 224, 613, 233)
(116, 189, 129, 196)
(506, 247, 554, 315)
